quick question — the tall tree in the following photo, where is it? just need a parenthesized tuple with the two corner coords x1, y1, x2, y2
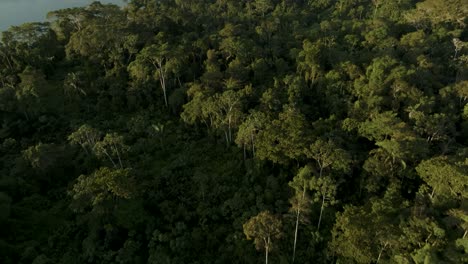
(243, 211, 283, 264)
(288, 165, 313, 263)
(128, 34, 184, 107)
(304, 138, 351, 177)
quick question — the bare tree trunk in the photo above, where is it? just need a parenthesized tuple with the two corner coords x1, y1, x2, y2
(160, 68, 168, 107)
(293, 184, 306, 263)
(177, 76, 183, 88)
(114, 145, 123, 169)
(376, 242, 388, 263)
(265, 236, 270, 264)
(157, 60, 168, 107)
(103, 150, 117, 168)
(317, 160, 323, 177)
(317, 194, 325, 231)
(224, 130, 229, 147)
(372, 0, 380, 18)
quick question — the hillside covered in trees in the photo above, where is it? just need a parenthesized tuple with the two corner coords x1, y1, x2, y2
(0, 0, 467, 263)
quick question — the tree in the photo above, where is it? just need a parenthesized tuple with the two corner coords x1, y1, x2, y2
(250, 0, 275, 17)
(0, 22, 59, 75)
(68, 125, 101, 155)
(331, 205, 376, 263)
(70, 167, 134, 212)
(304, 138, 351, 177)
(331, 185, 404, 263)
(182, 83, 246, 145)
(243, 211, 283, 264)
(213, 89, 245, 145)
(47, 7, 90, 40)
(64, 2, 131, 66)
(288, 165, 313, 263)
(416, 156, 467, 202)
(236, 110, 268, 159)
(448, 209, 468, 250)
(128, 35, 184, 107)
(94, 133, 129, 169)
(310, 175, 338, 231)
(253, 105, 310, 163)
(22, 143, 62, 173)
(406, 0, 468, 28)
(297, 40, 323, 86)
(15, 67, 49, 120)
(63, 72, 87, 100)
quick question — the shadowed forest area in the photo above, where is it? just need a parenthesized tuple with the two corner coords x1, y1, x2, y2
(0, 0, 467, 263)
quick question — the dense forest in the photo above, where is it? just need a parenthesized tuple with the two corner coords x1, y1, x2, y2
(0, 0, 467, 263)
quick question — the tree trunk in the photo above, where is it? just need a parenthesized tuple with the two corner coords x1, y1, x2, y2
(224, 130, 229, 147)
(160, 68, 168, 107)
(265, 236, 270, 264)
(317, 160, 323, 177)
(317, 194, 325, 231)
(373, 0, 379, 18)
(114, 145, 123, 169)
(103, 150, 117, 168)
(293, 184, 306, 263)
(157, 60, 168, 107)
(177, 76, 183, 88)
(376, 242, 388, 263)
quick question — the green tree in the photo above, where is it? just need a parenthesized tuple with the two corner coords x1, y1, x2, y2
(70, 167, 134, 212)
(254, 105, 309, 163)
(15, 67, 49, 120)
(310, 175, 338, 231)
(297, 40, 323, 86)
(331, 185, 405, 263)
(406, 0, 468, 28)
(235, 110, 268, 159)
(304, 138, 351, 177)
(243, 211, 283, 264)
(288, 165, 313, 263)
(94, 133, 129, 169)
(416, 156, 467, 202)
(68, 124, 101, 155)
(128, 36, 183, 107)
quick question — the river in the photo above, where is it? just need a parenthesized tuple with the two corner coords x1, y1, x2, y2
(0, 0, 125, 31)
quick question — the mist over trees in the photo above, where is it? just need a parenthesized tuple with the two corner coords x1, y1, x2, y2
(0, 0, 467, 263)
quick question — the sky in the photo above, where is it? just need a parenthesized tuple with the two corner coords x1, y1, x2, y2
(0, 0, 125, 31)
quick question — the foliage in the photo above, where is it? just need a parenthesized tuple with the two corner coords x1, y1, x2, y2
(0, 0, 467, 263)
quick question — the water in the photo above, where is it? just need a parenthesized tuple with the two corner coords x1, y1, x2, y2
(0, 0, 125, 32)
